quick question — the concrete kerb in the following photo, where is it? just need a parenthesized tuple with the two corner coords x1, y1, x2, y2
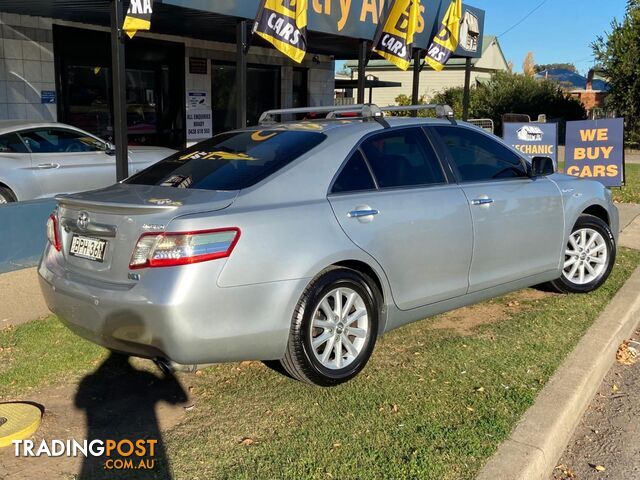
(476, 265, 640, 480)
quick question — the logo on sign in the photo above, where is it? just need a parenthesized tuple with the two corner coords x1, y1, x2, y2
(517, 126, 544, 142)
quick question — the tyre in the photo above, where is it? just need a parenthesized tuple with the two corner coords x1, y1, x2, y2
(0, 186, 16, 204)
(548, 214, 616, 294)
(280, 267, 379, 386)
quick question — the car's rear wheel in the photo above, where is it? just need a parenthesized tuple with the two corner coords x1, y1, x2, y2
(549, 214, 615, 294)
(0, 186, 16, 204)
(280, 267, 379, 386)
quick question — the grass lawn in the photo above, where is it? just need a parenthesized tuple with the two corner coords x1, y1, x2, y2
(557, 162, 640, 204)
(616, 163, 640, 204)
(3, 249, 638, 479)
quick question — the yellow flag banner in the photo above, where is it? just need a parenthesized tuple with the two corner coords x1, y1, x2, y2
(424, 0, 462, 71)
(372, 0, 421, 71)
(122, 0, 154, 39)
(253, 0, 308, 64)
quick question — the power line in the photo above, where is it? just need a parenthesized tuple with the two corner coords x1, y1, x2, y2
(497, 0, 549, 38)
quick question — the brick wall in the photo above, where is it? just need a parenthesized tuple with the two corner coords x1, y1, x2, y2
(0, 12, 57, 121)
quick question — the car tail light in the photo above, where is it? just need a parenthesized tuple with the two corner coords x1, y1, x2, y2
(129, 228, 240, 269)
(46, 214, 61, 252)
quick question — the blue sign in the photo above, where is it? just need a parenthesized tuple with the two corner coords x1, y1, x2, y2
(503, 122, 558, 167)
(41, 90, 56, 104)
(565, 118, 625, 187)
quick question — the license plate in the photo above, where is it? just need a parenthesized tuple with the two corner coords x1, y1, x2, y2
(69, 235, 107, 262)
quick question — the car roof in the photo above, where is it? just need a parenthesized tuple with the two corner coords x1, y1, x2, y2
(241, 116, 471, 135)
(0, 121, 89, 136)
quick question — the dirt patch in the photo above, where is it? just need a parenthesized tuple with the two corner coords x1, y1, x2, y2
(0, 355, 192, 479)
(430, 288, 555, 336)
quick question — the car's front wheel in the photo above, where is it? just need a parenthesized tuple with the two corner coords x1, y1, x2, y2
(280, 267, 379, 386)
(549, 214, 616, 294)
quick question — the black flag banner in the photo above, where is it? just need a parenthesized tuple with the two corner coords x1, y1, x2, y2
(253, 0, 308, 63)
(123, 0, 154, 39)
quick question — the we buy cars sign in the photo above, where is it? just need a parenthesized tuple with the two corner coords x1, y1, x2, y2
(564, 118, 625, 187)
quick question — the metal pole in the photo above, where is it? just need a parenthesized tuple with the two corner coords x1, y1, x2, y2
(357, 40, 367, 104)
(462, 57, 472, 121)
(110, 0, 128, 181)
(411, 49, 421, 116)
(236, 20, 248, 129)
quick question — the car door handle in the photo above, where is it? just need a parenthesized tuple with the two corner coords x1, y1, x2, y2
(470, 198, 494, 206)
(36, 163, 60, 169)
(348, 209, 380, 218)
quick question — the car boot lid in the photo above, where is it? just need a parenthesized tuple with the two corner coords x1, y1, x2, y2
(55, 183, 238, 215)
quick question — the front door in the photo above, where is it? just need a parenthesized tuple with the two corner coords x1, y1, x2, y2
(430, 125, 564, 293)
(328, 127, 473, 311)
(20, 128, 115, 197)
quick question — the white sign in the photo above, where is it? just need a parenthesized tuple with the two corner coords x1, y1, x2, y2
(187, 91, 209, 109)
(186, 109, 212, 141)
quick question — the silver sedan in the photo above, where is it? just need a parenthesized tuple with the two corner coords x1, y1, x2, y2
(38, 105, 619, 386)
(0, 121, 175, 203)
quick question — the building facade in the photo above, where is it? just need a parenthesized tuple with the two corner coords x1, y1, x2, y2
(0, 11, 335, 149)
(344, 35, 508, 107)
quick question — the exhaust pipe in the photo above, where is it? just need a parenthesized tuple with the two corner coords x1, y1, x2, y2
(154, 357, 216, 374)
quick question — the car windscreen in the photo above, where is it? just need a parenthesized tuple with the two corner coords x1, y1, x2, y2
(125, 130, 326, 191)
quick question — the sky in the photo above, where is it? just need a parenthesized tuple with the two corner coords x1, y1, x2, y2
(337, 0, 628, 74)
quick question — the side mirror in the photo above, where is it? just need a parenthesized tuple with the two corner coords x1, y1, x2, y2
(104, 142, 116, 156)
(531, 156, 555, 177)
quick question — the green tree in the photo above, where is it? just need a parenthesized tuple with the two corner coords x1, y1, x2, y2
(395, 72, 586, 134)
(593, 0, 640, 146)
(534, 63, 577, 74)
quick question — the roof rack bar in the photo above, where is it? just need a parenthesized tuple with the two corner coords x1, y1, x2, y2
(381, 104, 455, 120)
(259, 104, 387, 126)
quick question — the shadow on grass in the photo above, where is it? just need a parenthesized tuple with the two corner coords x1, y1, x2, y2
(75, 353, 187, 479)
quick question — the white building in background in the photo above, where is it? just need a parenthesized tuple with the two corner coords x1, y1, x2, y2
(344, 35, 509, 107)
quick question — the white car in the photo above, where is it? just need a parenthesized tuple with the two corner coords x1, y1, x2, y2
(0, 121, 176, 203)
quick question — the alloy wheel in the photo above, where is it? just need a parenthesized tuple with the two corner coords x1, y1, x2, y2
(562, 228, 608, 285)
(309, 287, 369, 370)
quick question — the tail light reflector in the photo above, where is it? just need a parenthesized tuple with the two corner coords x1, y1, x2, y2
(46, 214, 61, 252)
(129, 228, 240, 269)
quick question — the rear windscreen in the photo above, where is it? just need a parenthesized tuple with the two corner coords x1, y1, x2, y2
(125, 130, 326, 190)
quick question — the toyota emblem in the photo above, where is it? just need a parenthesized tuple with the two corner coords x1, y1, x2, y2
(77, 211, 90, 230)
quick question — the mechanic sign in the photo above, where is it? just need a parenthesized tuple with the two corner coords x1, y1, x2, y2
(565, 118, 625, 187)
(503, 122, 558, 167)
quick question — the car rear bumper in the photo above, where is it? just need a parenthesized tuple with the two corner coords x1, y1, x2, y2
(38, 248, 308, 365)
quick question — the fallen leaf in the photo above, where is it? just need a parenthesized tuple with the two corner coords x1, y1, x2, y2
(195, 370, 203, 376)
(594, 465, 606, 472)
(332, 442, 341, 448)
(239, 437, 255, 446)
(466, 406, 475, 412)
(616, 341, 638, 365)
(612, 384, 619, 393)
(391, 404, 399, 413)
(476, 387, 485, 393)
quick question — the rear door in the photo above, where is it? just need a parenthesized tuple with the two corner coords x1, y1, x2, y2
(328, 127, 473, 311)
(20, 128, 115, 197)
(429, 125, 564, 293)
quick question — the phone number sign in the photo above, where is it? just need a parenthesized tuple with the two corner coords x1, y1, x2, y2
(565, 118, 625, 187)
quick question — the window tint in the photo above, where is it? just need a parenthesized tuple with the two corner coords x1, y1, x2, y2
(0, 133, 28, 153)
(360, 128, 445, 189)
(127, 130, 325, 191)
(433, 126, 528, 182)
(331, 150, 376, 194)
(20, 129, 105, 154)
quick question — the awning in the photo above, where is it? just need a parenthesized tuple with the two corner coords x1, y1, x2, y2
(0, 0, 485, 59)
(335, 79, 402, 89)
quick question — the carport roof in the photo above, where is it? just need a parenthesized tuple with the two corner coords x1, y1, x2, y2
(0, 0, 363, 58)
